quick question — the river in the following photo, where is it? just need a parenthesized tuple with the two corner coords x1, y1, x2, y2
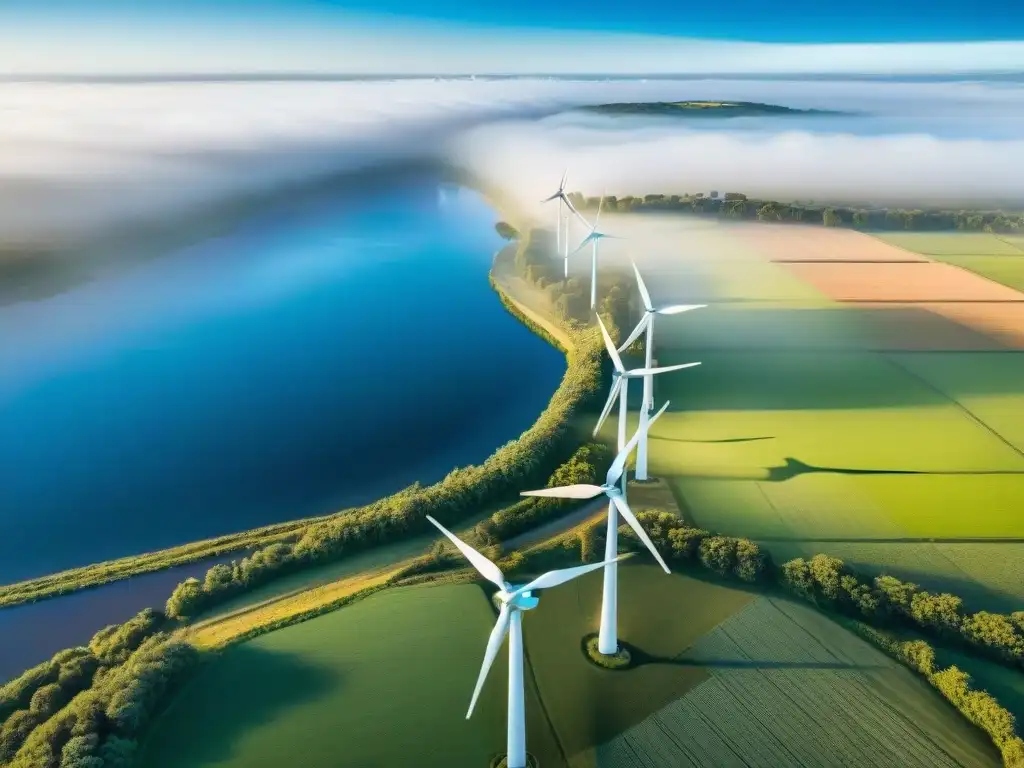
(0, 174, 564, 679)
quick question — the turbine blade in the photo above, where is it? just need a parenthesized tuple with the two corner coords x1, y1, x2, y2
(595, 190, 605, 227)
(570, 235, 594, 256)
(559, 168, 568, 191)
(657, 304, 707, 315)
(520, 484, 605, 499)
(541, 192, 560, 203)
(509, 554, 634, 598)
(627, 362, 701, 377)
(567, 202, 590, 228)
(466, 603, 511, 719)
(631, 260, 654, 312)
(425, 515, 506, 590)
(593, 378, 623, 437)
(611, 495, 671, 573)
(596, 314, 626, 372)
(617, 315, 650, 353)
(606, 401, 670, 484)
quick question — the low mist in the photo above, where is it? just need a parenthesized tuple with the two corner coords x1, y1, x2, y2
(2, 77, 1023, 254)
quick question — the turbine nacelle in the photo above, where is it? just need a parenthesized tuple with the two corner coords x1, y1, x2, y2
(496, 587, 540, 611)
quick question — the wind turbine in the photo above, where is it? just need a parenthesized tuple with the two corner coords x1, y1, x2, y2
(520, 401, 671, 656)
(618, 259, 705, 480)
(541, 170, 585, 278)
(571, 193, 618, 309)
(425, 515, 629, 768)
(593, 314, 700, 454)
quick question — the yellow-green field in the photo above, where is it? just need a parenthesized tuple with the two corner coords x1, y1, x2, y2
(871, 232, 1024, 292)
(601, 221, 1024, 612)
(143, 569, 998, 768)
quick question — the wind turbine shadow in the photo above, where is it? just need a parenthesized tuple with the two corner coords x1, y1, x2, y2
(659, 457, 1024, 483)
(766, 457, 1024, 483)
(626, 643, 884, 671)
(656, 436, 775, 445)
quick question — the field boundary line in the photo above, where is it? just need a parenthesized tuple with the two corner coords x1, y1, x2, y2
(882, 354, 1024, 461)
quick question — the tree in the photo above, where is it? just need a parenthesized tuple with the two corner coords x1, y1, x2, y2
(808, 554, 845, 602)
(780, 558, 815, 600)
(494, 221, 520, 240)
(734, 539, 767, 582)
(822, 208, 840, 227)
(698, 536, 737, 576)
(165, 577, 205, 619)
(874, 575, 918, 615)
(910, 591, 964, 636)
(852, 210, 869, 228)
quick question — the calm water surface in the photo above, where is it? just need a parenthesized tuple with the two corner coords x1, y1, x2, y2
(0, 179, 564, 677)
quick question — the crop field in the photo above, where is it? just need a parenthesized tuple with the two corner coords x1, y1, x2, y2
(595, 596, 1001, 767)
(738, 223, 929, 262)
(143, 584, 558, 768)
(617, 219, 1024, 612)
(872, 232, 1024, 257)
(929, 256, 1024, 293)
(521, 564, 754, 766)
(778, 261, 1024, 302)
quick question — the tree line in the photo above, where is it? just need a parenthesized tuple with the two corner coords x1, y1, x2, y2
(567, 192, 1024, 234)
(0, 608, 196, 768)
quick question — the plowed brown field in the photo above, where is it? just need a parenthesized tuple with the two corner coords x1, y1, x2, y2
(780, 262, 1024, 302)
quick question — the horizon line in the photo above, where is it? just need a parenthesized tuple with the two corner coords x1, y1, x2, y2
(3, 71, 1023, 83)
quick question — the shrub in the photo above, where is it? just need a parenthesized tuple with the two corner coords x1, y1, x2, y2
(698, 536, 737, 576)
(734, 539, 768, 583)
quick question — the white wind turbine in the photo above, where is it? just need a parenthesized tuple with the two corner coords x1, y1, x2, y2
(520, 401, 671, 656)
(570, 193, 618, 309)
(593, 314, 700, 454)
(426, 515, 629, 768)
(541, 170, 585, 278)
(618, 259, 705, 480)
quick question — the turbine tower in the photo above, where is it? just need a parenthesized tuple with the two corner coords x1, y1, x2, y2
(541, 170, 585, 278)
(520, 402, 672, 657)
(618, 259, 705, 480)
(425, 515, 628, 768)
(571, 194, 618, 309)
(593, 314, 700, 453)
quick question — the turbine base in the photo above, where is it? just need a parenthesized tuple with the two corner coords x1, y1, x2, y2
(489, 751, 539, 768)
(582, 633, 634, 671)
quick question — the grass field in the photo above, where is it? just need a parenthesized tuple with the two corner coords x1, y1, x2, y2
(143, 584, 549, 768)
(607, 220, 1024, 612)
(870, 232, 1024, 293)
(596, 596, 1000, 767)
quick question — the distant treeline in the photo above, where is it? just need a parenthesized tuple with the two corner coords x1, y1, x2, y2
(567, 192, 1024, 233)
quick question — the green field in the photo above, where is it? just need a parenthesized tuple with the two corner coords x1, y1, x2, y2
(613, 228, 1024, 612)
(597, 596, 1000, 767)
(142, 584, 529, 768)
(142, 569, 1001, 767)
(927, 255, 1024, 292)
(872, 232, 1024, 257)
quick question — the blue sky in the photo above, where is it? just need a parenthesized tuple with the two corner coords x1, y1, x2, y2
(1, 0, 1023, 74)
